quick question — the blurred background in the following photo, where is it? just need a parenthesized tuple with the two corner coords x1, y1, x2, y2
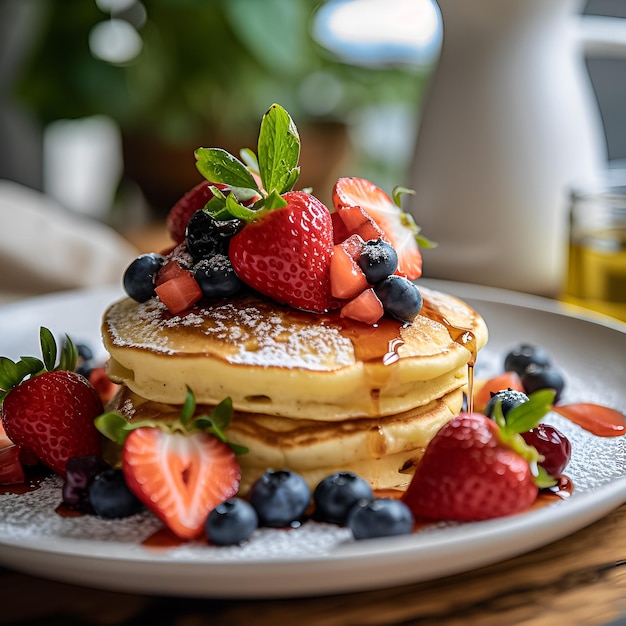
(0, 0, 625, 301)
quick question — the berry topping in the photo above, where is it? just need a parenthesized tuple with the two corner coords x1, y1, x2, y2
(193, 255, 242, 299)
(522, 423, 572, 477)
(206, 497, 259, 546)
(521, 364, 566, 403)
(340, 288, 384, 325)
(96, 392, 244, 540)
(332, 177, 434, 280)
(313, 471, 374, 525)
(166, 181, 224, 244)
(62, 454, 110, 512)
(504, 343, 552, 376)
(347, 498, 414, 540)
(358, 239, 398, 284)
(247, 469, 311, 528)
(484, 388, 530, 420)
(88, 468, 144, 519)
(154, 270, 203, 315)
(185, 210, 242, 261)
(0, 329, 103, 477)
(374, 275, 423, 322)
(329, 241, 369, 300)
(123, 253, 165, 303)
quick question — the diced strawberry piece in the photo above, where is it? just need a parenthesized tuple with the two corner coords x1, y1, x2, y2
(155, 260, 186, 287)
(331, 211, 350, 245)
(154, 271, 203, 315)
(341, 233, 366, 261)
(337, 206, 385, 243)
(340, 288, 384, 325)
(330, 244, 369, 300)
(333, 177, 423, 280)
(88, 367, 120, 405)
(0, 444, 25, 484)
(123, 427, 240, 540)
(473, 372, 524, 414)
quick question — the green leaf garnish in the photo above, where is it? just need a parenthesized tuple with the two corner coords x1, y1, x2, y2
(239, 148, 260, 175)
(40, 327, 57, 371)
(195, 147, 260, 190)
(95, 389, 248, 456)
(257, 103, 300, 195)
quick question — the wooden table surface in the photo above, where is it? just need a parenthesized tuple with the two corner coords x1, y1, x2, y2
(1, 502, 626, 626)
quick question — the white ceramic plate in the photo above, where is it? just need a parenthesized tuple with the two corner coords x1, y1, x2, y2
(0, 280, 625, 599)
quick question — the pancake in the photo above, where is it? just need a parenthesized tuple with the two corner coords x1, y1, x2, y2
(102, 285, 488, 421)
(107, 386, 464, 492)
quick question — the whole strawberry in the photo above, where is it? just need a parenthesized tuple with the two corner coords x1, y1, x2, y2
(193, 104, 337, 313)
(229, 190, 336, 313)
(403, 390, 556, 521)
(0, 329, 103, 477)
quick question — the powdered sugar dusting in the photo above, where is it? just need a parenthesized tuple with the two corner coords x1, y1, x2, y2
(105, 297, 355, 370)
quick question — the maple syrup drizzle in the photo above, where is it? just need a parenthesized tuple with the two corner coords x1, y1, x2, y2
(420, 296, 478, 412)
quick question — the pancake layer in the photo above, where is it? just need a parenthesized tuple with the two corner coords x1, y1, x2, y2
(102, 286, 487, 421)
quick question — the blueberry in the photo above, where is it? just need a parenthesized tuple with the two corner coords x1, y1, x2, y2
(504, 344, 551, 376)
(206, 498, 258, 546)
(484, 388, 530, 420)
(347, 498, 414, 540)
(185, 211, 243, 261)
(520, 364, 565, 403)
(193, 255, 242, 298)
(123, 253, 165, 302)
(248, 469, 311, 528)
(62, 455, 110, 512)
(374, 275, 422, 322)
(74, 342, 94, 362)
(313, 472, 374, 525)
(357, 239, 398, 284)
(88, 468, 144, 519)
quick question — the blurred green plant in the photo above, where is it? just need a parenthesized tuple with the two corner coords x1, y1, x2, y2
(17, 0, 430, 145)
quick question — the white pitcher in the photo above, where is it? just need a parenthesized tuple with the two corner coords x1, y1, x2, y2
(409, 0, 626, 296)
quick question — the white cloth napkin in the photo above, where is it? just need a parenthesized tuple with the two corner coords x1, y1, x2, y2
(0, 179, 137, 302)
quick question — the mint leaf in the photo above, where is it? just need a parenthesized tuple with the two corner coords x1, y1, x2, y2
(40, 327, 57, 371)
(239, 148, 260, 175)
(95, 412, 133, 446)
(257, 103, 300, 194)
(505, 389, 555, 435)
(180, 386, 196, 428)
(195, 147, 260, 190)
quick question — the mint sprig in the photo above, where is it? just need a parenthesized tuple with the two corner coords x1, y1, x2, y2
(95, 387, 248, 456)
(193, 103, 300, 222)
(392, 186, 437, 250)
(491, 389, 557, 488)
(0, 327, 78, 403)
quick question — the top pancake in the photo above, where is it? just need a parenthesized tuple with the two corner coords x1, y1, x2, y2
(102, 285, 487, 420)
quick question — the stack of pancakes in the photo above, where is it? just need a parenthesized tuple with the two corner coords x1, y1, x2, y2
(102, 285, 488, 492)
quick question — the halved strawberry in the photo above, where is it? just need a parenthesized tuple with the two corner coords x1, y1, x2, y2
(96, 392, 244, 540)
(333, 177, 424, 280)
(334, 205, 385, 244)
(123, 427, 239, 540)
(0, 444, 25, 485)
(154, 271, 203, 315)
(340, 288, 384, 325)
(330, 243, 369, 300)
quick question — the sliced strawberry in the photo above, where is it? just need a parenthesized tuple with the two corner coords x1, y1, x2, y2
(330, 243, 369, 300)
(155, 260, 186, 287)
(473, 372, 524, 414)
(333, 177, 423, 280)
(335, 205, 385, 244)
(340, 288, 384, 325)
(331, 211, 350, 245)
(154, 271, 203, 315)
(229, 191, 338, 313)
(122, 427, 240, 540)
(341, 233, 366, 261)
